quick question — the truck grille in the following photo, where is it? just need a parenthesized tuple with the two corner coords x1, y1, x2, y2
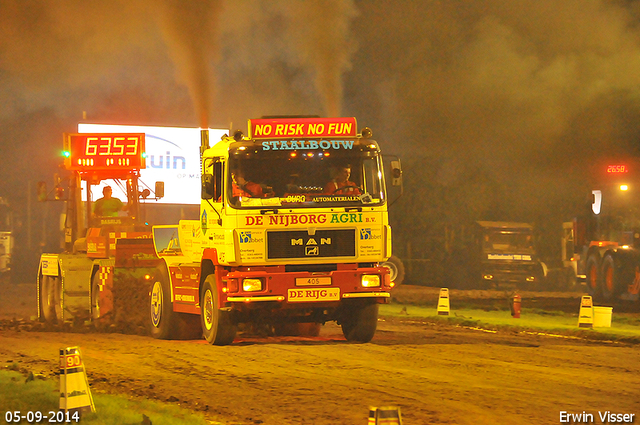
(267, 229, 356, 259)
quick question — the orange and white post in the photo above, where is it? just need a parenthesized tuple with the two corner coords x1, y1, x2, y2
(59, 346, 95, 413)
(437, 288, 450, 316)
(578, 296, 594, 328)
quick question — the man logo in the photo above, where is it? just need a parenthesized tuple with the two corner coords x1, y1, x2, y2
(360, 228, 372, 240)
(305, 246, 319, 256)
(292, 238, 331, 246)
(240, 232, 251, 243)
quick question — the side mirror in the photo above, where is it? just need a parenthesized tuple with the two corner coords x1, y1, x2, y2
(390, 160, 403, 187)
(201, 174, 214, 200)
(155, 182, 165, 199)
(591, 190, 601, 215)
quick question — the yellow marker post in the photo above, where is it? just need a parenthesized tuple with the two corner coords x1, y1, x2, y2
(59, 346, 95, 413)
(437, 288, 450, 316)
(578, 295, 594, 328)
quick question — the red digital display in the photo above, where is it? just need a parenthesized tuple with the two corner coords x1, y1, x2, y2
(64, 133, 145, 171)
(607, 165, 628, 173)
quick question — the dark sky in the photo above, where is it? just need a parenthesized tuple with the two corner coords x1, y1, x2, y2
(3, 0, 640, 259)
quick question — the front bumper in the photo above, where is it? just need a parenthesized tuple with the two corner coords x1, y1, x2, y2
(223, 265, 392, 308)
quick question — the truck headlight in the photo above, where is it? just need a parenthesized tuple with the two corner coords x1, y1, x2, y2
(361, 274, 380, 287)
(242, 278, 263, 292)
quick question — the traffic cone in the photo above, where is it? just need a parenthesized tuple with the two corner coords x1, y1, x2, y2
(437, 288, 450, 316)
(59, 347, 95, 413)
(511, 293, 521, 318)
(578, 295, 594, 328)
(368, 406, 402, 424)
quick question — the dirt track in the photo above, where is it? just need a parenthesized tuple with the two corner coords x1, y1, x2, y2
(1, 283, 639, 424)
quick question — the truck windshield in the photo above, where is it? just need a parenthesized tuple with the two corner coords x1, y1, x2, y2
(482, 231, 534, 252)
(227, 140, 385, 208)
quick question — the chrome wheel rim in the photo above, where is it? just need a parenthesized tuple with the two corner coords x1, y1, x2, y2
(203, 289, 214, 331)
(150, 281, 162, 327)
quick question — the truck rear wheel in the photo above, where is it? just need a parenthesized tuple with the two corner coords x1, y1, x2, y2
(341, 301, 378, 343)
(381, 255, 405, 286)
(40, 275, 62, 324)
(91, 272, 111, 330)
(585, 253, 601, 300)
(201, 275, 237, 345)
(601, 254, 630, 302)
(149, 267, 177, 339)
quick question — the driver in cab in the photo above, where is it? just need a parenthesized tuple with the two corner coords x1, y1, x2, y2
(232, 170, 264, 198)
(324, 165, 361, 195)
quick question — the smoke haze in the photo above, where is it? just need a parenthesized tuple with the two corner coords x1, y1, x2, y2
(3, 0, 640, 265)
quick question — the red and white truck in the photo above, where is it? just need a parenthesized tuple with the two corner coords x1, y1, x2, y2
(37, 117, 401, 344)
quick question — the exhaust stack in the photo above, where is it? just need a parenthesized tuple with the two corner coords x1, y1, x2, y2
(200, 128, 210, 156)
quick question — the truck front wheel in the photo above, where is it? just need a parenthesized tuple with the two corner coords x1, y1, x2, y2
(201, 275, 237, 345)
(40, 275, 62, 324)
(149, 268, 177, 339)
(585, 253, 601, 300)
(381, 255, 405, 286)
(341, 301, 378, 343)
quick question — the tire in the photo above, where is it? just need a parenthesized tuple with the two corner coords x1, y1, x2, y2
(91, 272, 112, 330)
(40, 275, 63, 324)
(585, 253, 601, 299)
(564, 266, 578, 291)
(341, 301, 379, 343)
(601, 254, 630, 302)
(200, 274, 237, 345)
(149, 266, 178, 339)
(601, 254, 616, 302)
(381, 255, 405, 286)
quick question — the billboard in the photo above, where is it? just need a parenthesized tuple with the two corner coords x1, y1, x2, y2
(78, 123, 227, 205)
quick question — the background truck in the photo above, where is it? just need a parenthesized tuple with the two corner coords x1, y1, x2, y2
(37, 117, 400, 345)
(0, 197, 13, 281)
(574, 162, 640, 305)
(443, 221, 547, 289)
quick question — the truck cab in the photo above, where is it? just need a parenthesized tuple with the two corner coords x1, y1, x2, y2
(154, 117, 398, 344)
(445, 221, 545, 289)
(0, 197, 13, 280)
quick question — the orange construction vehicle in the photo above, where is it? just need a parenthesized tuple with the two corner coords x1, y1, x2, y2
(574, 161, 640, 305)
